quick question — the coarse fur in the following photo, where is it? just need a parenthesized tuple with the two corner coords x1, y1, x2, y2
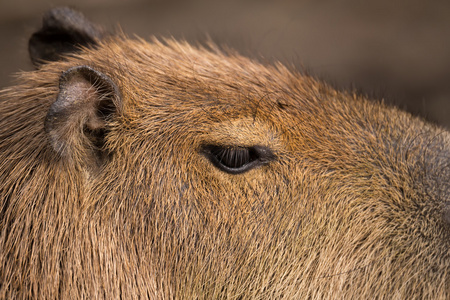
(1, 10, 449, 299)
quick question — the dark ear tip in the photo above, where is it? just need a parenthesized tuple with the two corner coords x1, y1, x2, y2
(29, 7, 107, 67)
(41, 7, 84, 24)
(43, 7, 85, 20)
(41, 7, 106, 38)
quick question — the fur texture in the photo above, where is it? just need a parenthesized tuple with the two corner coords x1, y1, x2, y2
(0, 33, 449, 299)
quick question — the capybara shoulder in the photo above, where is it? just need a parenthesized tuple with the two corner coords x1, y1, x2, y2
(0, 7, 449, 299)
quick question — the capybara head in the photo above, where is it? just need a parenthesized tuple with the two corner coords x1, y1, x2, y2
(0, 7, 449, 299)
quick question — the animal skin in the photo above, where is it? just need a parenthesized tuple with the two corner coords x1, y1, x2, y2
(0, 7, 449, 299)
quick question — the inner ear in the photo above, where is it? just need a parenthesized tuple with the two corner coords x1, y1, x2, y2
(45, 65, 122, 169)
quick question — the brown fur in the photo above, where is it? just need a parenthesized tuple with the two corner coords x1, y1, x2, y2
(1, 28, 449, 298)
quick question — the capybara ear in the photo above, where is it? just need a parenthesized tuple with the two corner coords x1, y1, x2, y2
(29, 7, 107, 66)
(45, 65, 122, 169)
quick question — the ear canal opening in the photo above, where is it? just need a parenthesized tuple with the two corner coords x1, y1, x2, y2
(45, 65, 122, 170)
(83, 81, 118, 161)
(83, 125, 107, 156)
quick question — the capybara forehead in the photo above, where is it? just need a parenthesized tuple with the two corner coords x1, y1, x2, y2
(73, 37, 320, 110)
(57, 38, 358, 140)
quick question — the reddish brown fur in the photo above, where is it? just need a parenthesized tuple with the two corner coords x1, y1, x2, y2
(0, 33, 449, 298)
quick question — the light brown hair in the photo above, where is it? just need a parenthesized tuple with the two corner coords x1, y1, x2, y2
(1, 8, 448, 299)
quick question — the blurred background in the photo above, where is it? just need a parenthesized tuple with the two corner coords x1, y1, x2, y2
(1, 0, 449, 127)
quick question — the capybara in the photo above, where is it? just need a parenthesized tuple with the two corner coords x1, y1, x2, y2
(0, 7, 448, 299)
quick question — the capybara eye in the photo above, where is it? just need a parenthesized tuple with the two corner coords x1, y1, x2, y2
(202, 145, 275, 174)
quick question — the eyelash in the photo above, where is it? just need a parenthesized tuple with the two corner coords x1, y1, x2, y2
(202, 145, 275, 174)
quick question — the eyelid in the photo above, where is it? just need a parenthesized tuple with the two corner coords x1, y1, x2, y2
(202, 145, 275, 174)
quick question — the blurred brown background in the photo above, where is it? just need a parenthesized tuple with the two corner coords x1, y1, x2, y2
(1, 0, 449, 127)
